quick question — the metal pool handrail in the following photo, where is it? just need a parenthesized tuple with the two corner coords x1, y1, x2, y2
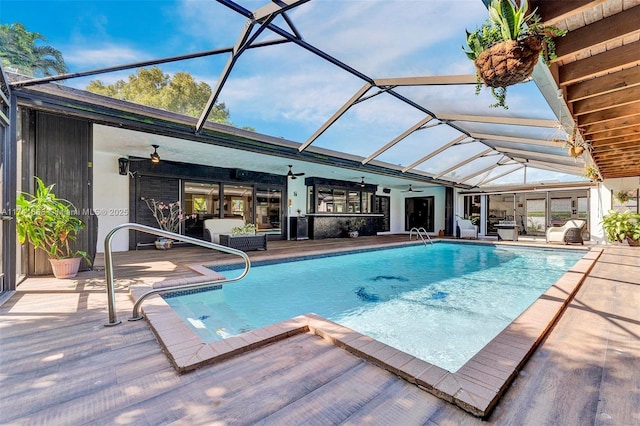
(103, 223, 251, 326)
(409, 227, 433, 245)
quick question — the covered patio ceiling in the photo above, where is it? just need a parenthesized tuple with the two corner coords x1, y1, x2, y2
(9, 0, 636, 187)
(531, 0, 640, 180)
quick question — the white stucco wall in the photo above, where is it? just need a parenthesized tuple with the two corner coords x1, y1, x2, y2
(396, 186, 447, 235)
(93, 150, 130, 252)
(286, 178, 307, 217)
(589, 183, 607, 244)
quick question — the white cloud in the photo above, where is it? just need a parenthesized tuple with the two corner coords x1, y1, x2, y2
(63, 44, 146, 69)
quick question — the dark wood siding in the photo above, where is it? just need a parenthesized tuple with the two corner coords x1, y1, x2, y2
(131, 175, 181, 248)
(26, 111, 95, 275)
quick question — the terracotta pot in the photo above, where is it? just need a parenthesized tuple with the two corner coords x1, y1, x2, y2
(626, 236, 639, 247)
(49, 257, 82, 279)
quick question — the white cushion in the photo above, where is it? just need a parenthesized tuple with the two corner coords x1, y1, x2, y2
(203, 218, 245, 243)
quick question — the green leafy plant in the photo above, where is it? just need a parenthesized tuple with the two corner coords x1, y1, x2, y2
(601, 210, 640, 245)
(16, 177, 89, 261)
(463, 0, 566, 108)
(348, 218, 366, 231)
(615, 190, 631, 204)
(231, 223, 256, 235)
(584, 165, 600, 181)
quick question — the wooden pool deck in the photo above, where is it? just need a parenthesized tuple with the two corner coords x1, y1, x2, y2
(1, 236, 638, 424)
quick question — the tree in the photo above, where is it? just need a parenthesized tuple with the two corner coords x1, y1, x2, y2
(0, 23, 67, 77)
(86, 67, 234, 125)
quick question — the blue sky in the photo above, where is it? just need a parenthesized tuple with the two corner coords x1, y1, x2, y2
(2, 0, 579, 184)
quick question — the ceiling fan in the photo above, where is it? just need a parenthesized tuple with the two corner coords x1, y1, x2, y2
(287, 165, 305, 179)
(118, 144, 161, 175)
(150, 144, 160, 163)
(402, 184, 423, 193)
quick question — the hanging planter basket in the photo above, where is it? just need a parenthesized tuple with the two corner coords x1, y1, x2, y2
(568, 145, 585, 157)
(474, 35, 543, 88)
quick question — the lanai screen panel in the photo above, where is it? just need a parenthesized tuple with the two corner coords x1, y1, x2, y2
(372, 120, 464, 168)
(412, 140, 489, 175)
(309, 89, 427, 158)
(212, 40, 369, 143)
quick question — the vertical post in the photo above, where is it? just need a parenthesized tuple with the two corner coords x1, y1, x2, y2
(104, 225, 121, 326)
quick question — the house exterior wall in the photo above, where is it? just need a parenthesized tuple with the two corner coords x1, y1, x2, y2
(93, 150, 130, 253)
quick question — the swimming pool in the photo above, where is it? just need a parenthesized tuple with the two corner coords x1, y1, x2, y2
(164, 242, 583, 372)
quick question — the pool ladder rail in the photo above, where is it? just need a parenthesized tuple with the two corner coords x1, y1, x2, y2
(103, 223, 251, 326)
(409, 227, 433, 245)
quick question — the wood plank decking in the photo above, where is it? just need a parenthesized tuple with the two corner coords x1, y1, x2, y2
(0, 236, 638, 425)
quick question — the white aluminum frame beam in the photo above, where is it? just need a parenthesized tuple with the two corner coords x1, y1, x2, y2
(456, 156, 510, 184)
(435, 148, 495, 179)
(438, 114, 558, 128)
(373, 75, 478, 87)
(401, 134, 467, 172)
(362, 116, 434, 164)
(298, 83, 372, 152)
(497, 146, 583, 163)
(472, 133, 561, 148)
(478, 164, 525, 186)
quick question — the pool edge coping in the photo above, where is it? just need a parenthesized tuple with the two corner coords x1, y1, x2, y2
(129, 244, 603, 419)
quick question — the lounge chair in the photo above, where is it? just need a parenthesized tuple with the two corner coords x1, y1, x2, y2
(458, 219, 478, 239)
(546, 219, 585, 245)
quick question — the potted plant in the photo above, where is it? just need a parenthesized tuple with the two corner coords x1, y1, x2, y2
(347, 218, 366, 238)
(553, 124, 592, 157)
(601, 210, 640, 247)
(16, 177, 90, 278)
(615, 190, 631, 204)
(463, 0, 566, 108)
(584, 165, 600, 181)
(142, 198, 196, 249)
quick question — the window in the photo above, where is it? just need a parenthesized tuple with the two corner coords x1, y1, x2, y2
(307, 178, 377, 214)
(256, 187, 282, 234)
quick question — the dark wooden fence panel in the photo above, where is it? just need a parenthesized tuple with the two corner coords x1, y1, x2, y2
(32, 111, 95, 274)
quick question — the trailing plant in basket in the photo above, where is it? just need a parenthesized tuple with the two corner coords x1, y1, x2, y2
(16, 177, 89, 262)
(463, 0, 566, 108)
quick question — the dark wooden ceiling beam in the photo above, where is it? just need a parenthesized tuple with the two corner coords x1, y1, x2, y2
(559, 41, 640, 86)
(592, 158, 640, 168)
(553, 6, 640, 62)
(567, 66, 640, 102)
(594, 159, 640, 168)
(583, 115, 640, 136)
(591, 134, 640, 146)
(602, 169, 640, 178)
(586, 126, 640, 141)
(572, 87, 640, 115)
(530, 0, 608, 24)
(592, 135, 640, 154)
(578, 103, 640, 126)
(593, 158, 640, 167)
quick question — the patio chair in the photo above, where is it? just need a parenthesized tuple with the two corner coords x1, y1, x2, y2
(546, 219, 585, 245)
(457, 219, 478, 239)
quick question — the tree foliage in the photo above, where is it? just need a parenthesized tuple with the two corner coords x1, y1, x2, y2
(0, 23, 68, 77)
(86, 67, 234, 125)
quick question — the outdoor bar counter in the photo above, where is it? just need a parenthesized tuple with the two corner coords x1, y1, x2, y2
(306, 214, 383, 239)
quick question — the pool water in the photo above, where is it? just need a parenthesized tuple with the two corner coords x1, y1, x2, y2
(164, 243, 583, 371)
